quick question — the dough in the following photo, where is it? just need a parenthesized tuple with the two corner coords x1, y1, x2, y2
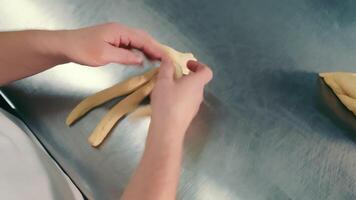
(88, 79, 155, 147)
(160, 44, 197, 79)
(319, 72, 356, 115)
(66, 68, 158, 126)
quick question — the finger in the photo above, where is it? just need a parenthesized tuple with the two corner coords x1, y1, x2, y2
(157, 56, 175, 80)
(181, 61, 213, 85)
(123, 28, 163, 60)
(104, 45, 143, 65)
(105, 23, 163, 59)
(187, 60, 203, 72)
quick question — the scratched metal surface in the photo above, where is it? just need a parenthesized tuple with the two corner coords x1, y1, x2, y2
(1, 0, 356, 199)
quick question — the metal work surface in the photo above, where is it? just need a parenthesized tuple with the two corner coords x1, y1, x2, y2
(1, 0, 356, 199)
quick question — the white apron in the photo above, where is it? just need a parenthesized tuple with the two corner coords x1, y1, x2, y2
(0, 108, 83, 200)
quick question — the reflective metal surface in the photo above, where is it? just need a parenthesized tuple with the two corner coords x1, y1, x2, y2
(2, 0, 356, 199)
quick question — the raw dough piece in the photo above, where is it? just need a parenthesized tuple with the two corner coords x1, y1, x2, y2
(88, 79, 155, 147)
(322, 75, 344, 95)
(66, 68, 158, 126)
(337, 94, 356, 114)
(128, 105, 152, 120)
(319, 72, 356, 115)
(160, 44, 197, 79)
(332, 73, 356, 99)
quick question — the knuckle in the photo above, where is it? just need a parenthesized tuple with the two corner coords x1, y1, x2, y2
(105, 22, 119, 29)
(103, 22, 123, 33)
(135, 29, 152, 40)
(100, 22, 121, 38)
(136, 29, 148, 36)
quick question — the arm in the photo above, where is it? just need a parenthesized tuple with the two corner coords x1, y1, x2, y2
(121, 59, 213, 200)
(0, 23, 162, 86)
(0, 30, 66, 85)
(121, 121, 185, 200)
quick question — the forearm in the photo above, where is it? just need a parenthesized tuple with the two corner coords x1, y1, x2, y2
(121, 120, 185, 200)
(0, 30, 68, 85)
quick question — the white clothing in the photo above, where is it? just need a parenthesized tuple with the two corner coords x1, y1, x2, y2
(0, 108, 83, 200)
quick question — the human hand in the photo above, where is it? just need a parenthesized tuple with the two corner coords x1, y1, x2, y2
(150, 58, 213, 136)
(59, 23, 163, 66)
(120, 58, 211, 200)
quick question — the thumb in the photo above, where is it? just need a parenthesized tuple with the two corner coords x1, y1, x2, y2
(104, 45, 143, 65)
(157, 56, 175, 80)
(180, 60, 213, 85)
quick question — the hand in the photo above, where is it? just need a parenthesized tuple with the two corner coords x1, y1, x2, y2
(150, 58, 213, 136)
(60, 23, 163, 66)
(121, 59, 212, 200)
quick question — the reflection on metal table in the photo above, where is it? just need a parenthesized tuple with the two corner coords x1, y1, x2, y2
(1, 0, 356, 199)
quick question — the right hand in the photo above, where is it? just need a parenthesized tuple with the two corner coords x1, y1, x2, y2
(150, 58, 213, 136)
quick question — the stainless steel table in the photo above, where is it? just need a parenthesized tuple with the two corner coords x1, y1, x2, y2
(1, 0, 356, 199)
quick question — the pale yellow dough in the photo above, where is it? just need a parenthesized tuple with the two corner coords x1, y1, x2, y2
(88, 79, 155, 147)
(319, 72, 356, 115)
(66, 68, 158, 126)
(66, 44, 197, 147)
(160, 44, 197, 78)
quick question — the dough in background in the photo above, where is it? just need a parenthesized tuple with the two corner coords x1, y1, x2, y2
(319, 72, 356, 115)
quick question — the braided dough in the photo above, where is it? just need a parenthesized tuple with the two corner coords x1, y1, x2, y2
(88, 79, 155, 147)
(66, 44, 197, 147)
(66, 68, 158, 126)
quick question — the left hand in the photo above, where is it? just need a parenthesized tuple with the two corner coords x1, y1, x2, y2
(59, 22, 163, 66)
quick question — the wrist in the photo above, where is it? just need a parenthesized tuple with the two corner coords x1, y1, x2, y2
(146, 117, 187, 146)
(144, 126, 184, 159)
(32, 30, 70, 66)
